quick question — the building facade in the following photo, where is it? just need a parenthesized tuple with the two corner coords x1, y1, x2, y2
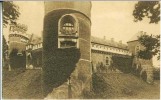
(127, 31, 153, 84)
(25, 31, 154, 83)
(91, 36, 131, 73)
(9, 24, 29, 55)
(8, 24, 155, 98)
(8, 23, 29, 69)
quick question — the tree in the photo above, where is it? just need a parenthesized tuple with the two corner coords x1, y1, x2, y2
(133, 1, 160, 60)
(3, 35, 8, 57)
(138, 34, 160, 60)
(3, 1, 20, 27)
(2, 35, 8, 67)
(133, 1, 160, 24)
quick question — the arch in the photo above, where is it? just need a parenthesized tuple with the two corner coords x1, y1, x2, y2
(58, 14, 79, 48)
(58, 14, 78, 35)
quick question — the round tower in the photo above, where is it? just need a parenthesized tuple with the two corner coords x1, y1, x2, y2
(9, 23, 29, 69)
(43, 1, 92, 97)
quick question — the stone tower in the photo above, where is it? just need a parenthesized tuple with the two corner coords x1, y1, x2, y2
(9, 24, 29, 69)
(43, 1, 92, 98)
(127, 31, 153, 84)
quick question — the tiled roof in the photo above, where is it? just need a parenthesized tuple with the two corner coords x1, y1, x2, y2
(91, 36, 128, 50)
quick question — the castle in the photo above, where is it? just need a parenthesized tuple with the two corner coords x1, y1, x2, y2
(6, 1, 154, 98)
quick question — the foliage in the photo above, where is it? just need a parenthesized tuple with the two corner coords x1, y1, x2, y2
(153, 67, 160, 80)
(131, 63, 142, 77)
(31, 50, 42, 67)
(133, 1, 160, 24)
(141, 71, 147, 81)
(138, 34, 160, 60)
(9, 48, 26, 69)
(2, 35, 8, 60)
(96, 62, 107, 73)
(111, 56, 133, 73)
(3, 1, 20, 27)
(43, 48, 80, 97)
(133, 2, 160, 60)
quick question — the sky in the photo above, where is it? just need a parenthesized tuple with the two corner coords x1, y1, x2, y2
(3, 1, 160, 66)
(91, 1, 160, 43)
(3, 1, 160, 43)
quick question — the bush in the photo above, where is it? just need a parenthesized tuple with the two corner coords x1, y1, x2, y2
(153, 68, 160, 80)
(141, 71, 147, 81)
(43, 48, 81, 97)
(9, 49, 26, 69)
(111, 56, 133, 73)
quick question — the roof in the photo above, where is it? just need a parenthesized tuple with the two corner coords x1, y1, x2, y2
(31, 37, 42, 45)
(28, 35, 128, 50)
(127, 31, 147, 42)
(91, 36, 128, 50)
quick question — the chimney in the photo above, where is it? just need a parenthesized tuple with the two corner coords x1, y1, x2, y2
(111, 38, 114, 42)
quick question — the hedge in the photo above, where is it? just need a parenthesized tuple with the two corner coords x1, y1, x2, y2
(9, 48, 26, 69)
(111, 56, 133, 73)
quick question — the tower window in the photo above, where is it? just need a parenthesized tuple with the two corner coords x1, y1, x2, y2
(58, 14, 78, 48)
(62, 23, 74, 35)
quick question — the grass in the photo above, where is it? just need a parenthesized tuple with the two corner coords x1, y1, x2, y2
(85, 72, 160, 99)
(2, 68, 160, 99)
(2, 69, 43, 99)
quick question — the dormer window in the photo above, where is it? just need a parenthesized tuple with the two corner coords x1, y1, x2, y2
(58, 14, 79, 48)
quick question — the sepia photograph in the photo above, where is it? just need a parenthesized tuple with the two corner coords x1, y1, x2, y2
(2, 1, 160, 99)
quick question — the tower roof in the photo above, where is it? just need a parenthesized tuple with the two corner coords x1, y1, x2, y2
(127, 31, 147, 43)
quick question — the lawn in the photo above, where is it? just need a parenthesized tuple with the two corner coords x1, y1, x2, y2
(2, 69, 43, 99)
(84, 73, 160, 99)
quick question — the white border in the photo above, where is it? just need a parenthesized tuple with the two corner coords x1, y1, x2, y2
(0, 2, 2, 100)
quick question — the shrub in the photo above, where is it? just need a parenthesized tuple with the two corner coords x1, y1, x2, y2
(9, 49, 26, 69)
(141, 71, 147, 81)
(111, 56, 133, 73)
(153, 68, 160, 80)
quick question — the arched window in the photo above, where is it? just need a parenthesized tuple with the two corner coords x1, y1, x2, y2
(59, 15, 77, 35)
(58, 14, 78, 48)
